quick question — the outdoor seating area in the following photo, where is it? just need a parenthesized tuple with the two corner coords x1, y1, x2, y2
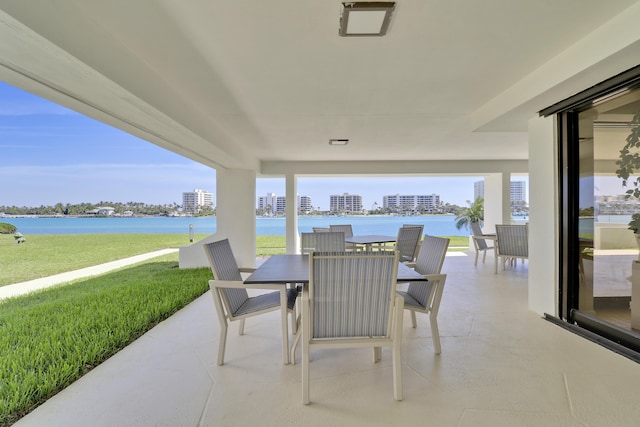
(15, 250, 640, 426)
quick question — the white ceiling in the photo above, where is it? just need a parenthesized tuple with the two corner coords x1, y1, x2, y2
(1, 0, 640, 172)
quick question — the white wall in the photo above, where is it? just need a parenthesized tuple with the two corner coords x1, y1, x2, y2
(528, 115, 558, 315)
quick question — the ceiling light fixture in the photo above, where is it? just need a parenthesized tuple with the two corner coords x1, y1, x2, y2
(339, 2, 396, 37)
(329, 139, 349, 146)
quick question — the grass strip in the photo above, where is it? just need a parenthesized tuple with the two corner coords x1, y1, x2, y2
(1, 234, 470, 287)
(0, 234, 207, 286)
(0, 260, 211, 426)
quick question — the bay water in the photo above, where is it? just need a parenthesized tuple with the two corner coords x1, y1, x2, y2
(4, 215, 473, 236)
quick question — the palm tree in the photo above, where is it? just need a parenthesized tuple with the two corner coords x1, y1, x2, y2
(454, 198, 484, 230)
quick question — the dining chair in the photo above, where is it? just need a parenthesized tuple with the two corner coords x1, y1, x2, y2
(470, 221, 495, 266)
(329, 224, 357, 250)
(314, 231, 345, 251)
(395, 225, 424, 264)
(204, 239, 298, 365)
(396, 235, 449, 355)
(295, 250, 404, 404)
(494, 224, 528, 274)
(300, 232, 316, 254)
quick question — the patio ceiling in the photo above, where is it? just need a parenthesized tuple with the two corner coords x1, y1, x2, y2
(1, 1, 640, 172)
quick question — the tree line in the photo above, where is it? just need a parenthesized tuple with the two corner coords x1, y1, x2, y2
(0, 201, 215, 217)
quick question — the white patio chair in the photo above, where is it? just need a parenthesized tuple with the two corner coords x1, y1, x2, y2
(204, 239, 298, 365)
(315, 231, 345, 251)
(470, 221, 495, 266)
(494, 224, 528, 274)
(396, 235, 449, 354)
(394, 225, 424, 265)
(300, 232, 316, 254)
(329, 224, 357, 250)
(297, 251, 404, 404)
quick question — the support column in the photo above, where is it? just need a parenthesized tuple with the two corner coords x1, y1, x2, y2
(179, 168, 256, 268)
(483, 174, 503, 233)
(285, 173, 298, 254)
(502, 172, 512, 223)
(528, 115, 558, 315)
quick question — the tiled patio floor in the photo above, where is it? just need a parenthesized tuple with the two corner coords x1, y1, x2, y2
(14, 252, 640, 426)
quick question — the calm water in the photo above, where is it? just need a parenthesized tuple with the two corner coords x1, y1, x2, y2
(3, 215, 473, 236)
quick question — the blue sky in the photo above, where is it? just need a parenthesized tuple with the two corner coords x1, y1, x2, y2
(1, 81, 529, 210)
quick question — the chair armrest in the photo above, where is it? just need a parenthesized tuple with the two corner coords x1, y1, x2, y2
(209, 279, 285, 291)
(238, 267, 257, 273)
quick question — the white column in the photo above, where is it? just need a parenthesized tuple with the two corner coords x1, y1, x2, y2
(179, 168, 256, 268)
(483, 174, 503, 233)
(502, 172, 512, 223)
(285, 173, 299, 254)
(528, 115, 558, 315)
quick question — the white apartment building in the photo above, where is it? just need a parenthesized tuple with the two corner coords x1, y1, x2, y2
(475, 180, 527, 204)
(329, 193, 363, 213)
(383, 194, 440, 210)
(298, 195, 312, 213)
(182, 189, 213, 214)
(257, 193, 277, 212)
(258, 193, 312, 214)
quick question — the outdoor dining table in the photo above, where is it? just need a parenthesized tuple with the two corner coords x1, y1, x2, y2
(244, 254, 427, 364)
(344, 234, 397, 251)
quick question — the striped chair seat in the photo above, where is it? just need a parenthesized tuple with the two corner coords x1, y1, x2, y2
(234, 288, 298, 317)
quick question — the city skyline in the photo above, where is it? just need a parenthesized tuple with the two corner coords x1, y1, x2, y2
(0, 81, 535, 210)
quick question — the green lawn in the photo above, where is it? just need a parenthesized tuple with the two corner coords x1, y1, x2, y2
(1, 234, 470, 287)
(0, 257, 211, 426)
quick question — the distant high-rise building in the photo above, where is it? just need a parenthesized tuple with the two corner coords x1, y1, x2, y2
(474, 180, 527, 204)
(258, 193, 311, 214)
(258, 193, 277, 213)
(474, 181, 484, 201)
(383, 194, 440, 210)
(298, 195, 312, 213)
(330, 193, 363, 213)
(182, 189, 213, 214)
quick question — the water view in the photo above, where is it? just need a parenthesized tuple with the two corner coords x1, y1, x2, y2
(4, 215, 476, 236)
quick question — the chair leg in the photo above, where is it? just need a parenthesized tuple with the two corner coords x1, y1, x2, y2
(482, 249, 487, 263)
(430, 313, 441, 355)
(238, 319, 245, 335)
(474, 250, 479, 266)
(280, 290, 290, 365)
(217, 321, 228, 366)
(393, 296, 404, 401)
(410, 311, 417, 328)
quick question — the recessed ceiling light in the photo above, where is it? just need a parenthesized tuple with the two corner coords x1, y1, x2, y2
(329, 139, 349, 146)
(339, 2, 396, 37)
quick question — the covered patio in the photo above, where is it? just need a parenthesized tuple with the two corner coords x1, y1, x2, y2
(15, 253, 640, 426)
(2, 1, 640, 424)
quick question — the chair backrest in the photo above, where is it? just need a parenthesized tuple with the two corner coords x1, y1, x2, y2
(315, 231, 345, 251)
(312, 227, 330, 232)
(203, 239, 249, 314)
(395, 225, 424, 262)
(329, 224, 353, 237)
(407, 235, 450, 309)
(470, 222, 489, 250)
(309, 251, 399, 339)
(414, 235, 450, 275)
(495, 224, 528, 257)
(469, 221, 484, 236)
(300, 232, 317, 254)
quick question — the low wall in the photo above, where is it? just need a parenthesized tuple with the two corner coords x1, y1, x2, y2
(595, 223, 636, 249)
